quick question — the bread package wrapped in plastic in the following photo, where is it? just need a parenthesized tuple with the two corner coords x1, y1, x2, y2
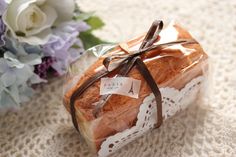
(63, 20, 208, 156)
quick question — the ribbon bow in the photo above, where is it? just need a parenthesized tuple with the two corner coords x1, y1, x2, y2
(70, 20, 196, 132)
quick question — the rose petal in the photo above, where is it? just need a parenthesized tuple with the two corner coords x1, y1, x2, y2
(16, 28, 52, 45)
(22, 4, 57, 36)
(3, 0, 56, 45)
(17, 4, 47, 35)
(3, 0, 38, 31)
(46, 0, 75, 24)
(37, 4, 57, 31)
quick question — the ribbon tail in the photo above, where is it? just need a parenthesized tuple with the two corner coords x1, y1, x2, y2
(70, 70, 109, 132)
(140, 20, 163, 49)
(135, 58, 163, 128)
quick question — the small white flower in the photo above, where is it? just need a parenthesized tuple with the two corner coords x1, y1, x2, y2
(3, 0, 75, 45)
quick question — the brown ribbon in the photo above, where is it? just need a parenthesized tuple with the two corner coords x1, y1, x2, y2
(70, 20, 197, 132)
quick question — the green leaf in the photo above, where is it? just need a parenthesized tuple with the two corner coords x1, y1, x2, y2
(71, 44, 81, 49)
(73, 11, 95, 21)
(76, 14, 107, 49)
(86, 16, 104, 31)
(79, 32, 106, 50)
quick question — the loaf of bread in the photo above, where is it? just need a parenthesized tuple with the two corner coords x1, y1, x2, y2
(63, 21, 208, 154)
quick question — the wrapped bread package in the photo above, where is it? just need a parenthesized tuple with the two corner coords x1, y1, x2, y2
(63, 20, 208, 156)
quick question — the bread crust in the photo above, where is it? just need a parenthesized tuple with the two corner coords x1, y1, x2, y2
(63, 22, 208, 152)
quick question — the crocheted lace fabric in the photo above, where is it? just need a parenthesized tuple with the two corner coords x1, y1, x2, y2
(0, 0, 235, 156)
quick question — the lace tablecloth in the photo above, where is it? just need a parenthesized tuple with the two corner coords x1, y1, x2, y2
(1, 0, 236, 156)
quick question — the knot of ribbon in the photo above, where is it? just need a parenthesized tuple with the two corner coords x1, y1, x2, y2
(70, 20, 197, 132)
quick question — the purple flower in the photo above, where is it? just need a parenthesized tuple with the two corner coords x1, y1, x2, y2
(0, 17, 6, 46)
(34, 57, 55, 79)
(42, 21, 90, 75)
(0, 0, 7, 46)
(0, 0, 7, 16)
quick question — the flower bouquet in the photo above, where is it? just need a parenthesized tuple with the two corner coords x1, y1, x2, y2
(0, 0, 105, 111)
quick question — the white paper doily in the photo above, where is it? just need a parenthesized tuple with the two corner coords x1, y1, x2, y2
(98, 76, 203, 156)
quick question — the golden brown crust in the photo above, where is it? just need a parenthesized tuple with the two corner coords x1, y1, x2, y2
(63, 22, 208, 151)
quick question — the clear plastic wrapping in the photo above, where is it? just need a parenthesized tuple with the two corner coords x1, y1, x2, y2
(63, 21, 208, 156)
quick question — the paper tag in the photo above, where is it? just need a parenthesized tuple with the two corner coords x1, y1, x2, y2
(100, 77, 141, 98)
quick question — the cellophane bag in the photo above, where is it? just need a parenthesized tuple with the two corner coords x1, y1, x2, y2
(63, 21, 208, 157)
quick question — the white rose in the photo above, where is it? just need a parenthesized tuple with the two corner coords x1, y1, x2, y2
(3, 0, 75, 45)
